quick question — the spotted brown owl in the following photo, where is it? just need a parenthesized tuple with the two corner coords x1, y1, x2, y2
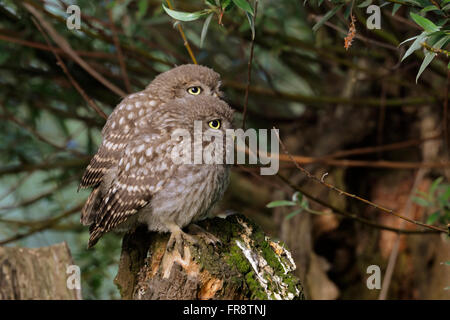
(79, 64, 234, 251)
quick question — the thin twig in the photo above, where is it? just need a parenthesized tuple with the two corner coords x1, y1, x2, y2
(276, 173, 438, 234)
(278, 154, 450, 169)
(0, 176, 76, 212)
(444, 69, 450, 155)
(24, 3, 126, 98)
(0, 33, 116, 59)
(421, 42, 450, 57)
(2, 106, 87, 157)
(29, 16, 108, 119)
(377, 82, 387, 158)
(0, 203, 82, 245)
(224, 80, 445, 107)
(108, 9, 132, 93)
(242, 0, 258, 130)
(165, 0, 197, 64)
(322, 134, 441, 160)
(273, 128, 448, 234)
(0, 173, 33, 203)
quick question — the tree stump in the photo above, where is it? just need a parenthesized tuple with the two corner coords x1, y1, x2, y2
(0, 242, 81, 300)
(114, 214, 305, 300)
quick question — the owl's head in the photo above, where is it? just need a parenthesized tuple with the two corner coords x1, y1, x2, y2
(160, 95, 234, 165)
(146, 64, 223, 102)
(162, 95, 234, 133)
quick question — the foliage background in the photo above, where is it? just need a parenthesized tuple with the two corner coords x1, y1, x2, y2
(0, 0, 448, 299)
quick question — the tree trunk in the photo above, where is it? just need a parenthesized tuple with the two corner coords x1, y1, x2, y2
(0, 242, 81, 300)
(114, 214, 305, 300)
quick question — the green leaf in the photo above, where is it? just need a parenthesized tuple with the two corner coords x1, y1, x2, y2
(438, 186, 450, 203)
(266, 200, 297, 208)
(312, 4, 344, 32)
(245, 12, 255, 40)
(416, 36, 447, 82)
(162, 4, 206, 21)
(401, 32, 427, 61)
(137, 0, 148, 19)
(344, 3, 352, 19)
(415, 190, 430, 199)
(420, 5, 439, 13)
(426, 211, 440, 224)
(357, 0, 372, 8)
(231, 0, 254, 15)
(430, 177, 443, 196)
(392, 3, 401, 15)
(403, 0, 422, 5)
(412, 196, 431, 207)
(286, 208, 304, 220)
(399, 34, 420, 46)
(410, 12, 440, 33)
(246, 11, 255, 40)
(200, 13, 214, 48)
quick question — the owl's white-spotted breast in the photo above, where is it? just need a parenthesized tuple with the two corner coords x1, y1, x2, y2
(79, 64, 234, 250)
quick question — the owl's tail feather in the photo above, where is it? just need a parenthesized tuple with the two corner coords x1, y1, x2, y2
(81, 187, 101, 226)
(87, 225, 104, 248)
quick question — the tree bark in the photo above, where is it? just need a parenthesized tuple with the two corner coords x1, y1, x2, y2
(114, 214, 305, 300)
(0, 242, 81, 300)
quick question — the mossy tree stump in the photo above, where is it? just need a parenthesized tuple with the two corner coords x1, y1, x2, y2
(114, 214, 305, 300)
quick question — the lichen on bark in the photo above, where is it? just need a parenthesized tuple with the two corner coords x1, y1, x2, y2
(114, 214, 305, 300)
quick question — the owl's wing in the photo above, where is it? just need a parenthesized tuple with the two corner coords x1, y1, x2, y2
(87, 134, 172, 248)
(79, 124, 134, 190)
(78, 94, 148, 190)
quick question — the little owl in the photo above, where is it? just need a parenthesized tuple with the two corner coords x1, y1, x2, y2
(79, 64, 234, 253)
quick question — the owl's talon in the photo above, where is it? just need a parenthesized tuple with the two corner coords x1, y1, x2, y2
(187, 224, 222, 247)
(166, 228, 198, 258)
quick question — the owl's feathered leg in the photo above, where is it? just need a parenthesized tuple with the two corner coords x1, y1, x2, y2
(166, 223, 198, 258)
(187, 224, 222, 247)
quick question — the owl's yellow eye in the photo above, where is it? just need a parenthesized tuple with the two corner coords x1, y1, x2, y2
(187, 86, 202, 95)
(208, 119, 221, 130)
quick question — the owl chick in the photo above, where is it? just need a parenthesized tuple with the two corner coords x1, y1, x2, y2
(79, 64, 234, 252)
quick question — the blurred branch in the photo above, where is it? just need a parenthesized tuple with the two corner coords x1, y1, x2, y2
(225, 80, 443, 107)
(108, 9, 132, 93)
(0, 158, 89, 177)
(276, 173, 438, 234)
(0, 173, 33, 203)
(28, 12, 108, 119)
(0, 33, 117, 60)
(23, 2, 126, 98)
(0, 202, 82, 245)
(2, 107, 87, 157)
(0, 176, 76, 212)
(322, 134, 441, 160)
(274, 129, 448, 234)
(278, 155, 450, 169)
(445, 70, 450, 154)
(241, 0, 258, 129)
